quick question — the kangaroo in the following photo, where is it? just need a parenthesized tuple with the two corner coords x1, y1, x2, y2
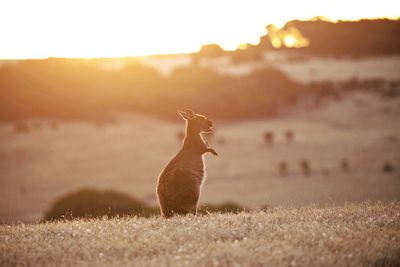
(263, 131, 274, 145)
(156, 109, 217, 218)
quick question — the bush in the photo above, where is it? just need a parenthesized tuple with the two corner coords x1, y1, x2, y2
(44, 188, 248, 220)
(44, 188, 158, 221)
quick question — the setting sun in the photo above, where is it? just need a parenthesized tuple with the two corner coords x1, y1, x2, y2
(284, 35, 297, 48)
(1, 0, 400, 265)
(0, 0, 399, 59)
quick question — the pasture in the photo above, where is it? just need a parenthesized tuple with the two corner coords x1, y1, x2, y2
(1, 202, 399, 266)
(0, 90, 399, 223)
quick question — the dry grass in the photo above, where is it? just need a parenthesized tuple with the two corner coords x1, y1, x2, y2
(1, 91, 400, 223)
(1, 202, 399, 267)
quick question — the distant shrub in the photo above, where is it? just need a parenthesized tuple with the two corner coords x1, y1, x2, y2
(44, 188, 158, 221)
(198, 202, 244, 214)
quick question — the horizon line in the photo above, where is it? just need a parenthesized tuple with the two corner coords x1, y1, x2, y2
(1, 16, 398, 61)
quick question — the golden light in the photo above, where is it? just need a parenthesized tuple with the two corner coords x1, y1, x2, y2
(238, 44, 249, 50)
(0, 0, 398, 59)
(284, 35, 296, 48)
(271, 38, 283, 48)
(266, 25, 310, 49)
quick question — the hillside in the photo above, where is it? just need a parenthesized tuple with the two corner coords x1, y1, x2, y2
(1, 89, 399, 223)
(0, 58, 306, 121)
(258, 19, 400, 57)
(1, 202, 399, 266)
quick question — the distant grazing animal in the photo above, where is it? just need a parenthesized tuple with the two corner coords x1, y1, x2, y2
(341, 159, 350, 171)
(14, 122, 30, 133)
(382, 162, 394, 173)
(157, 109, 218, 218)
(285, 130, 294, 143)
(263, 131, 274, 144)
(300, 159, 311, 176)
(279, 161, 288, 177)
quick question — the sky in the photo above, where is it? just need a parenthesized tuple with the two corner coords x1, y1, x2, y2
(0, 0, 399, 59)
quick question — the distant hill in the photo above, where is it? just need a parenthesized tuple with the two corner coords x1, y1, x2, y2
(0, 58, 307, 122)
(2, 19, 400, 122)
(258, 19, 400, 57)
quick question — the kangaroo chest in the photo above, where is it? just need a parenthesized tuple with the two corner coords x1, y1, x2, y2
(190, 157, 204, 176)
(177, 155, 205, 183)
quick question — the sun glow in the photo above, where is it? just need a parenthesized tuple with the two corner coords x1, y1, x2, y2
(267, 25, 310, 49)
(0, 0, 398, 59)
(284, 35, 297, 48)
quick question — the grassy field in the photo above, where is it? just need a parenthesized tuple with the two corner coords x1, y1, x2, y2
(1, 202, 399, 266)
(1, 89, 399, 223)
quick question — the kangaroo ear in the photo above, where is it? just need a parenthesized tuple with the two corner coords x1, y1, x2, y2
(177, 109, 195, 120)
(178, 110, 190, 120)
(184, 109, 195, 119)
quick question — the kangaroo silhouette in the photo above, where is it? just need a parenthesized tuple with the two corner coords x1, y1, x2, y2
(156, 109, 217, 218)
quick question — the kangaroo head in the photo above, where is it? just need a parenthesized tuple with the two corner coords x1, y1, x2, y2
(178, 109, 213, 134)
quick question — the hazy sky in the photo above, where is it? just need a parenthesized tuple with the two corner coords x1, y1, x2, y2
(0, 0, 399, 59)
